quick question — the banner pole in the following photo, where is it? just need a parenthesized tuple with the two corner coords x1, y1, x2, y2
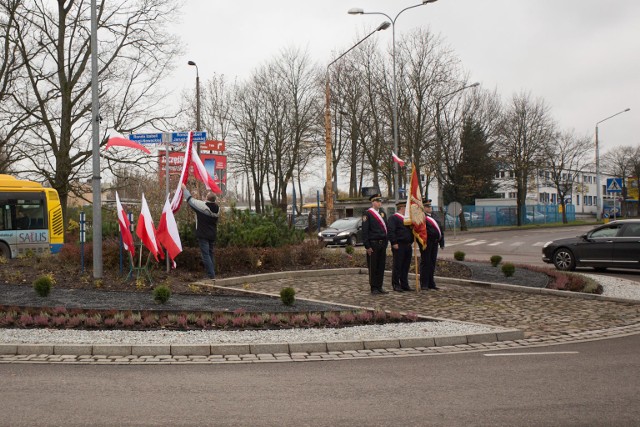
(414, 237, 420, 293)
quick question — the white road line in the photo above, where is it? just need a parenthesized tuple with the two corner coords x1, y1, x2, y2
(466, 240, 487, 246)
(532, 242, 545, 247)
(446, 239, 477, 246)
(483, 351, 579, 357)
(510, 241, 524, 246)
(487, 241, 502, 246)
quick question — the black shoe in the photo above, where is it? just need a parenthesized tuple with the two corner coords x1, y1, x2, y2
(420, 287, 429, 290)
(402, 287, 414, 291)
(429, 286, 441, 290)
(378, 289, 389, 294)
(371, 289, 382, 295)
(393, 287, 404, 292)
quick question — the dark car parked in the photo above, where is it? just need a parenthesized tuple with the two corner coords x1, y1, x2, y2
(318, 217, 362, 246)
(542, 219, 640, 271)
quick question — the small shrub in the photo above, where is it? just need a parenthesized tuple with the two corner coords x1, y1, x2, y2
(454, 251, 465, 261)
(152, 285, 171, 304)
(345, 245, 355, 255)
(501, 262, 516, 277)
(490, 255, 502, 267)
(280, 287, 296, 306)
(33, 274, 55, 297)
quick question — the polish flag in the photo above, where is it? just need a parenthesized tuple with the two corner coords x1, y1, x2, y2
(105, 136, 151, 154)
(191, 143, 222, 194)
(156, 196, 183, 268)
(392, 152, 405, 167)
(170, 132, 194, 213)
(136, 193, 163, 262)
(115, 192, 135, 258)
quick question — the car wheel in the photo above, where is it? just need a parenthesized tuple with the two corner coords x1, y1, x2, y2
(553, 248, 575, 271)
(347, 235, 357, 247)
(0, 242, 11, 259)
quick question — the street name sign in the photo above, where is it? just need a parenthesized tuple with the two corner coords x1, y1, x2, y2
(128, 131, 207, 145)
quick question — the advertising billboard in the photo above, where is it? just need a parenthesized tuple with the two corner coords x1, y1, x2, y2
(158, 151, 227, 195)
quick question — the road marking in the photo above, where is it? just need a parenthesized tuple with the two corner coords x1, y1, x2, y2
(466, 240, 486, 246)
(483, 351, 579, 357)
(532, 242, 545, 247)
(487, 241, 502, 246)
(447, 239, 477, 246)
(510, 241, 524, 246)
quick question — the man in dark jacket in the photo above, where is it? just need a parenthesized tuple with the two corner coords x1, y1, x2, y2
(419, 198, 444, 290)
(388, 200, 414, 292)
(182, 183, 220, 279)
(361, 194, 388, 295)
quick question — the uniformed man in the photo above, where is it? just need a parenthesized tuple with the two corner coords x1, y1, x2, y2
(419, 198, 445, 290)
(388, 200, 413, 292)
(362, 194, 388, 294)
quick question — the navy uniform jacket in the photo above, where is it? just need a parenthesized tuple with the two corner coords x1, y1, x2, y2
(388, 213, 413, 245)
(361, 208, 387, 249)
(425, 214, 445, 248)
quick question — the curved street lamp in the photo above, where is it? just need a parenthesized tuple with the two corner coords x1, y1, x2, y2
(349, 0, 439, 202)
(595, 107, 630, 220)
(188, 60, 201, 154)
(325, 21, 390, 222)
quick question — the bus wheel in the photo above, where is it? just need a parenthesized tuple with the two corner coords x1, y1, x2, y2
(0, 242, 10, 259)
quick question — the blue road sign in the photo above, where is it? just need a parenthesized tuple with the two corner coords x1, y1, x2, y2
(128, 132, 163, 144)
(171, 131, 207, 143)
(606, 178, 623, 193)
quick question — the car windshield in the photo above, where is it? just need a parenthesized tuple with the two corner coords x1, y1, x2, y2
(329, 218, 358, 229)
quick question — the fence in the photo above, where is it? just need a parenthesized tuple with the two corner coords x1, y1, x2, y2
(438, 204, 576, 229)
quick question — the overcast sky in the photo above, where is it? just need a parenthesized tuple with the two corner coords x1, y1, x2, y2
(168, 0, 638, 157)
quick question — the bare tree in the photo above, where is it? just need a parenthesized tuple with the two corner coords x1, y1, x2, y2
(601, 145, 636, 216)
(9, 0, 182, 222)
(497, 91, 555, 225)
(542, 130, 591, 223)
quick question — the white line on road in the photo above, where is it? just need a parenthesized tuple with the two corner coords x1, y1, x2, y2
(483, 351, 579, 357)
(509, 241, 524, 246)
(446, 239, 477, 246)
(466, 240, 486, 246)
(487, 241, 502, 246)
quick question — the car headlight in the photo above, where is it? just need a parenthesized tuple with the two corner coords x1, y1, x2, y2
(543, 241, 552, 248)
(317, 232, 322, 238)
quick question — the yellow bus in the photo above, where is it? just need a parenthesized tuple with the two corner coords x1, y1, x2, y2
(0, 174, 64, 258)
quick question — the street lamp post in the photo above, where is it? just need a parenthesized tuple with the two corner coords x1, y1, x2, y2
(325, 21, 390, 223)
(434, 82, 480, 209)
(188, 60, 201, 154)
(349, 0, 438, 202)
(595, 107, 630, 221)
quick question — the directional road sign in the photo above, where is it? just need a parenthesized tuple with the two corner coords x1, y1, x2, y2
(171, 131, 207, 143)
(128, 132, 163, 144)
(606, 178, 623, 193)
(128, 131, 207, 145)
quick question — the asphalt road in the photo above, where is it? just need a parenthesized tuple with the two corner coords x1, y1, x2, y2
(1, 334, 638, 426)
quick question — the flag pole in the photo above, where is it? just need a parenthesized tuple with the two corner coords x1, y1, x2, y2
(414, 237, 420, 293)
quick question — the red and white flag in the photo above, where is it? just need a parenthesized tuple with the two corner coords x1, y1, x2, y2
(115, 192, 135, 258)
(392, 152, 405, 167)
(105, 136, 151, 154)
(136, 193, 163, 262)
(404, 163, 427, 249)
(156, 195, 183, 268)
(191, 143, 222, 195)
(170, 133, 194, 213)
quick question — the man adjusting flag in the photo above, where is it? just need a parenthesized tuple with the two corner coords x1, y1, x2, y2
(404, 163, 427, 249)
(157, 195, 183, 268)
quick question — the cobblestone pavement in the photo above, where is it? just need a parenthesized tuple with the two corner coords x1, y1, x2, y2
(1, 271, 639, 365)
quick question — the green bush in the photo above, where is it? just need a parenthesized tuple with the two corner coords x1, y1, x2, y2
(345, 245, 355, 255)
(152, 285, 171, 304)
(217, 208, 303, 248)
(33, 274, 55, 297)
(454, 251, 465, 261)
(280, 287, 296, 306)
(501, 262, 516, 277)
(490, 255, 502, 267)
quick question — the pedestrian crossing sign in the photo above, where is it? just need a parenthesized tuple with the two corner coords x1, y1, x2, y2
(606, 178, 622, 193)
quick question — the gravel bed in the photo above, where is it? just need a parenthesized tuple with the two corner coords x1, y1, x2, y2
(0, 321, 500, 345)
(581, 274, 640, 301)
